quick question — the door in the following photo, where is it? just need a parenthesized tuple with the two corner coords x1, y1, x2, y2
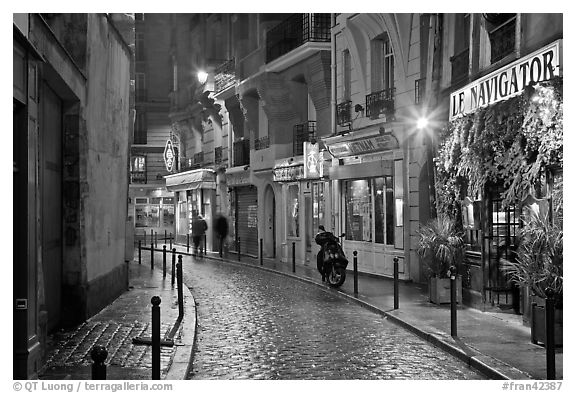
(263, 185, 276, 258)
(41, 83, 63, 332)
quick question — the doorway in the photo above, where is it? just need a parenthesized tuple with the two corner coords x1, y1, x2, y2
(263, 185, 276, 258)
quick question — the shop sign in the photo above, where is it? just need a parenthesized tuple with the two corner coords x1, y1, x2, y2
(450, 40, 561, 120)
(163, 139, 175, 172)
(273, 165, 304, 182)
(328, 134, 397, 158)
(303, 142, 324, 179)
(226, 171, 250, 186)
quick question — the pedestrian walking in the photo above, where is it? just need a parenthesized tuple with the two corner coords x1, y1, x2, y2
(214, 214, 229, 257)
(191, 213, 208, 256)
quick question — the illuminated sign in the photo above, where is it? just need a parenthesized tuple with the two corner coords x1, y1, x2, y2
(163, 140, 175, 172)
(449, 40, 561, 120)
(328, 134, 397, 158)
(303, 142, 324, 179)
(273, 165, 304, 182)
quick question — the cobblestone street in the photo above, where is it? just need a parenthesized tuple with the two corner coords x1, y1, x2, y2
(183, 257, 484, 380)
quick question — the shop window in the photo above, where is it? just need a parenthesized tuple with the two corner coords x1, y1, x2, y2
(287, 184, 300, 237)
(312, 182, 326, 232)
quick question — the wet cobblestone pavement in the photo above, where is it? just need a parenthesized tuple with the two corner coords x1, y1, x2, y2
(183, 257, 484, 380)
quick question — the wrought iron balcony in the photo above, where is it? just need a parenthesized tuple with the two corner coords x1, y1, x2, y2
(255, 136, 270, 151)
(214, 58, 236, 93)
(233, 139, 250, 167)
(266, 13, 331, 63)
(336, 101, 352, 126)
(365, 88, 395, 120)
(214, 146, 223, 164)
(293, 121, 317, 156)
(489, 18, 516, 63)
(451, 48, 469, 85)
(130, 171, 147, 184)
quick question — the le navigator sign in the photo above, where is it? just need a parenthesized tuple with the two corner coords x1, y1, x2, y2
(449, 40, 561, 120)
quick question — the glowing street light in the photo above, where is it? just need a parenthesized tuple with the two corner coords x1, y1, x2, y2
(197, 71, 208, 84)
(417, 117, 429, 130)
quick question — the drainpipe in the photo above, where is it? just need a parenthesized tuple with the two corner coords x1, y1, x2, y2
(331, 13, 337, 136)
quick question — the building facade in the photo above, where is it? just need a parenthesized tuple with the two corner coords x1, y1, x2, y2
(128, 13, 175, 243)
(434, 13, 563, 315)
(13, 14, 132, 378)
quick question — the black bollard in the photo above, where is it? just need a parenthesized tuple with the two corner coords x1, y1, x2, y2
(151, 296, 161, 380)
(393, 256, 399, 309)
(292, 242, 296, 273)
(144, 231, 147, 246)
(162, 245, 167, 279)
(171, 248, 176, 287)
(203, 234, 207, 256)
(150, 243, 154, 270)
(238, 238, 241, 261)
(177, 256, 184, 319)
(187, 233, 190, 253)
(155, 231, 158, 248)
(164, 230, 167, 245)
(169, 233, 172, 249)
(90, 345, 108, 380)
(450, 266, 457, 337)
(219, 235, 223, 258)
(150, 229, 153, 248)
(138, 240, 142, 264)
(545, 288, 556, 380)
(260, 239, 263, 266)
(353, 251, 358, 295)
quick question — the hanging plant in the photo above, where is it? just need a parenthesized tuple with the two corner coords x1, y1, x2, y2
(435, 76, 563, 218)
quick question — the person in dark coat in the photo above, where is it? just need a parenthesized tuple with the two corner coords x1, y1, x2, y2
(191, 213, 207, 256)
(214, 214, 229, 257)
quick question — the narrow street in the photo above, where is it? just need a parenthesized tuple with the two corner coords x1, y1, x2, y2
(181, 256, 483, 380)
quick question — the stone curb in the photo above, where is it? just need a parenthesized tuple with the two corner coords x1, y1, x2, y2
(198, 253, 532, 380)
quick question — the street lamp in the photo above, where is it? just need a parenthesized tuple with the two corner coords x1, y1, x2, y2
(197, 70, 208, 84)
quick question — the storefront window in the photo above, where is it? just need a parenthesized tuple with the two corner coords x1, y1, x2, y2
(312, 182, 325, 232)
(345, 177, 395, 244)
(287, 184, 299, 237)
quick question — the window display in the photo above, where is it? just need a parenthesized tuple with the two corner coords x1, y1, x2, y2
(287, 184, 299, 237)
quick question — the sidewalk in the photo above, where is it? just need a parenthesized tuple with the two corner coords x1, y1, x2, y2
(38, 251, 196, 380)
(173, 244, 562, 381)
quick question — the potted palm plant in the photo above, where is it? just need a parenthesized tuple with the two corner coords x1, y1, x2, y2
(417, 215, 465, 304)
(502, 214, 563, 346)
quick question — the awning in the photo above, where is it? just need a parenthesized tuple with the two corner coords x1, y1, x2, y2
(165, 169, 216, 192)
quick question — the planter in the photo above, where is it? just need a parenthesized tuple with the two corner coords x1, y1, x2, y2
(531, 302, 563, 347)
(429, 276, 462, 304)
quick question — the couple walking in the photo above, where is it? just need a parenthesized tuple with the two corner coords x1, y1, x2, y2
(191, 212, 229, 257)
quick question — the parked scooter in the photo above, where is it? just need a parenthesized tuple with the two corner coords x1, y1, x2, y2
(315, 226, 348, 288)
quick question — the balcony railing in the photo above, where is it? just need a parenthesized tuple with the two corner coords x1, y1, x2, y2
(255, 136, 270, 151)
(451, 48, 469, 85)
(365, 88, 395, 120)
(293, 121, 317, 156)
(214, 58, 236, 93)
(233, 139, 250, 167)
(489, 18, 516, 63)
(266, 13, 331, 63)
(130, 171, 147, 184)
(336, 100, 352, 126)
(214, 146, 223, 164)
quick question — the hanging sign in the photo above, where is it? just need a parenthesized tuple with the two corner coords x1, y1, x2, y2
(163, 139, 175, 172)
(303, 142, 324, 179)
(449, 40, 561, 120)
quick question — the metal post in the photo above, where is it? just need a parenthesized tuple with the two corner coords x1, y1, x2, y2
(162, 245, 167, 279)
(169, 233, 172, 249)
(393, 256, 399, 309)
(219, 235, 223, 258)
(138, 240, 142, 265)
(353, 251, 358, 295)
(155, 231, 158, 248)
(177, 256, 184, 319)
(187, 233, 190, 253)
(144, 231, 146, 246)
(260, 239, 263, 266)
(450, 266, 457, 337)
(151, 296, 161, 380)
(292, 242, 296, 273)
(150, 229, 153, 247)
(545, 288, 556, 380)
(203, 234, 207, 257)
(164, 230, 167, 245)
(238, 238, 241, 261)
(90, 345, 108, 380)
(171, 248, 176, 287)
(150, 242, 154, 270)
